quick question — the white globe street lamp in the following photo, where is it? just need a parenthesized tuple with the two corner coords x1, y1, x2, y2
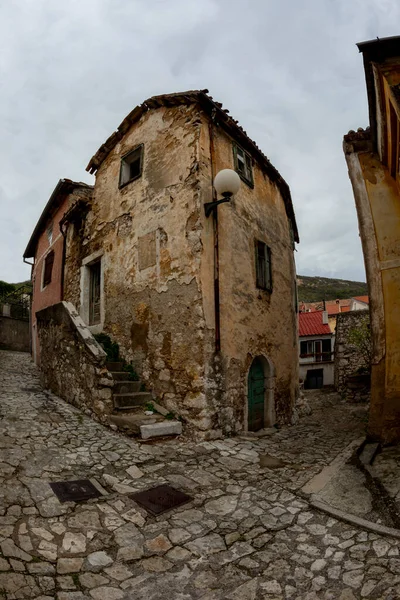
(204, 168, 241, 217)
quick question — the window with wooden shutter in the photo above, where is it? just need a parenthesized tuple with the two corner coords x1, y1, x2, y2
(89, 261, 101, 325)
(119, 144, 144, 188)
(233, 143, 254, 187)
(255, 241, 272, 291)
(43, 251, 54, 287)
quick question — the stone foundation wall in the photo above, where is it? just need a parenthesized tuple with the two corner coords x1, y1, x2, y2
(334, 310, 371, 402)
(0, 316, 30, 352)
(36, 302, 114, 424)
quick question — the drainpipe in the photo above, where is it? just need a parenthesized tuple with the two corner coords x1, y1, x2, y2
(208, 120, 221, 353)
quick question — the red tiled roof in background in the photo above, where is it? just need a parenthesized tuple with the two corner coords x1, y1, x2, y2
(298, 312, 332, 337)
(299, 299, 351, 315)
(353, 296, 369, 304)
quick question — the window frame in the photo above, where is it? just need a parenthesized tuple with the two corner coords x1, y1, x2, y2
(300, 338, 332, 362)
(233, 143, 254, 188)
(80, 250, 104, 332)
(119, 144, 144, 189)
(255, 240, 272, 292)
(88, 260, 101, 326)
(42, 250, 55, 288)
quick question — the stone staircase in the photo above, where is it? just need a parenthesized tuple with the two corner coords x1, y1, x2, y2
(106, 361, 182, 439)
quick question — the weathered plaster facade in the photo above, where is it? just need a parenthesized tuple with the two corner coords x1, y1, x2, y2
(61, 91, 299, 436)
(344, 37, 400, 443)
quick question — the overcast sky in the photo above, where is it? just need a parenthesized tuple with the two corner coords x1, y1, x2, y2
(1, 0, 399, 284)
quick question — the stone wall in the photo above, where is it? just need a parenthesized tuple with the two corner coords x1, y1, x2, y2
(36, 301, 114, 424)
(334, 310, 371, 402)
(0, 316, 30, 352)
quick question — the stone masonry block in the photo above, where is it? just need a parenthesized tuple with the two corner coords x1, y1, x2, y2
(140, 421, 182, 439)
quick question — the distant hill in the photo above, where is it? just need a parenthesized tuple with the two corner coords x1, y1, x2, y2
(297, 275, 368, 303)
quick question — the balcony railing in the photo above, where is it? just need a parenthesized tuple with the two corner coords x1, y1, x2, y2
(299, 352, 333, 363)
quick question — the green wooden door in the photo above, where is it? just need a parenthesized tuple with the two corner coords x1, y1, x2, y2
(248, 358, 265, 431)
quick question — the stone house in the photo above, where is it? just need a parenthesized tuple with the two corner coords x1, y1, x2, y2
(31, 90, 299, 437)
(23, 179, 93, 364)
(344, 36, 400, 443)
(299, 311, 334, 389)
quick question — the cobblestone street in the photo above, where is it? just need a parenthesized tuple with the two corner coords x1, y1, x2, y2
(1, 350, 400, 600)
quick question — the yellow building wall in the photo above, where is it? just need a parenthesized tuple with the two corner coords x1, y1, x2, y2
(356, 150, 400, 443)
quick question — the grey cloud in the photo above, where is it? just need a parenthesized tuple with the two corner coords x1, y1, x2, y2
(1, 0, 399, 283)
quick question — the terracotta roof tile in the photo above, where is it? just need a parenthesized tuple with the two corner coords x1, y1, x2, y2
(299, 312, 332, 337)
(353, 296, 369, 304)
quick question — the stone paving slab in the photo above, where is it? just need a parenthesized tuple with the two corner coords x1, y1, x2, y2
(1, 351, 400, 599)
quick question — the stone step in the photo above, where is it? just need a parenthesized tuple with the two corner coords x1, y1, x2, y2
(140, 420, 182, 440)
(106, 361, 124, 372)
(113, 392, 153, 409)
(110, 371, 134, 381)
(113, 381, 142, 394)
(109, 411, 165, 435)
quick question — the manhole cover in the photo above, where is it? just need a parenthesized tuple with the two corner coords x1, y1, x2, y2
(130, 484, 192, 515)
(49, 479, 102, 503)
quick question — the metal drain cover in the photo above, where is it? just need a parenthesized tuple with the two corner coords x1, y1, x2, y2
(49, 479, 102, 503)
(130, 484, 192, 515)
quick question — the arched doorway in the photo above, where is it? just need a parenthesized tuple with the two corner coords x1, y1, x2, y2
(247, 356, 275, 432)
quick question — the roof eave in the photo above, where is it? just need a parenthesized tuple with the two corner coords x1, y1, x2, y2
(23, 179, 93, 259)
(85, 90, 299, 243)
(356, 36, 400, 151)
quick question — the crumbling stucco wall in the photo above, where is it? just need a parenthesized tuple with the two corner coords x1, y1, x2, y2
(197, 116, 298, 432)
(64, 104, 214, 433)
(36, 302, 114, 423)
(334, 310, 371, 402)
(345, 139, 400, 442)
(64, 103, 298, 436)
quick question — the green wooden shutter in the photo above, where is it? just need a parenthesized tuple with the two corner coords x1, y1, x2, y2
(265, 245, 272, 291)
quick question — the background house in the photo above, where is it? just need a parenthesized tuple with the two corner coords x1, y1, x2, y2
(36, 90, 299, 436)
(23, 179, 92, 364)
(299, 311, 334, 389)
(350, 295, 369, 311)
(344, 35, 400, 444)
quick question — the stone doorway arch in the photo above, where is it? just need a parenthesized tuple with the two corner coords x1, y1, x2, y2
(246, 355, 275, 432)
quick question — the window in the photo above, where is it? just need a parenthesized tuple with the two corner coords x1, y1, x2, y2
(89, 261, 101, 325)
(255, 241, 272, 291)
(119, 144, 144, 188)
(233, 144, 253, 187)
(46, 222, 53, 244)
(300, 339, 332, 362)
(43, 251, 54, 287)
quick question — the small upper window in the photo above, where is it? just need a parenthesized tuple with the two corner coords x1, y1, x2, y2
(119, 144, 144, 188)
(233, 144, 254, 187)
(43, 251, 54, 288)
(255, 240, 272, 291)
(46, 222, 53, 244)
